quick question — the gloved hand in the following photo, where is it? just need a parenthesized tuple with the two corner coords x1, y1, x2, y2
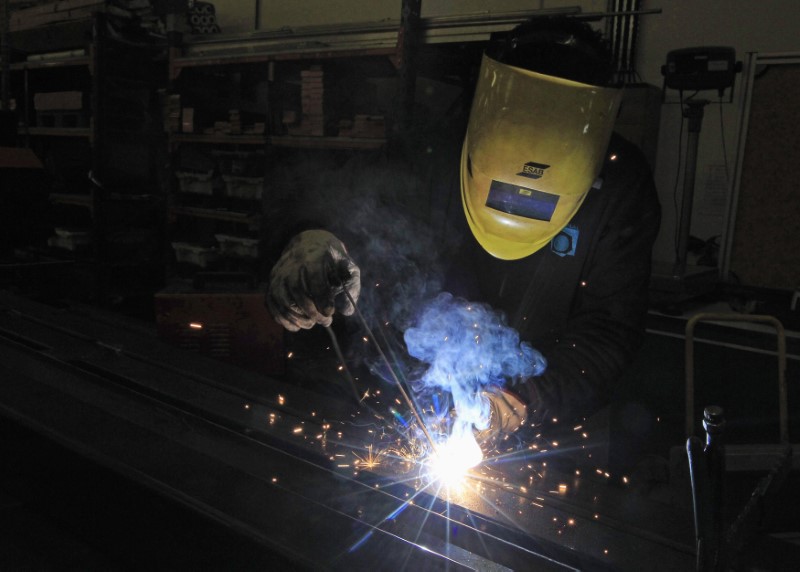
(474, 387, 527, 443)
(267, 229, 361, 331)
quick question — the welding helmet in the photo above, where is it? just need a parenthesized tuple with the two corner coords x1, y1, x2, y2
(460, 27, 623, 260)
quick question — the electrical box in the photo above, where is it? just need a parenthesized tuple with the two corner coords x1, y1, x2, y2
(662, 47, 739, 92)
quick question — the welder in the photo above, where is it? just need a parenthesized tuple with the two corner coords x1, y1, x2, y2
(266, 18, 660, 443)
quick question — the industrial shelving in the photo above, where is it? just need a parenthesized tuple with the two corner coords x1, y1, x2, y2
(162, 22, 407, 286)
(3, 13, 166, 305)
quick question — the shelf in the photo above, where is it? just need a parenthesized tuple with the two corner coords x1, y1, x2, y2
(169, 9, 562, 70)
(170, 206, 259, 227)
(50, 193, 93, 209)
(170, 133, 265, 145)
(170, 133, 385, 150)
(172, 46, 398, 70)
(10, 56, 91, 71)
(271, 135, 385, 150)
(25, 127, 93, 138)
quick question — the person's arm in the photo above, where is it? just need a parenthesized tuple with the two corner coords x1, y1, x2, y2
(514, 144, 661, 426)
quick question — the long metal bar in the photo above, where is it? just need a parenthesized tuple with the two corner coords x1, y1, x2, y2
(175, 7, 662, 63)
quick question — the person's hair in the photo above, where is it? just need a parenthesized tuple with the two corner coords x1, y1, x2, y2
(487, 17, 615, 87)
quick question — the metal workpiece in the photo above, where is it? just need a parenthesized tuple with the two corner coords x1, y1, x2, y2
(0, 291, 695, 570)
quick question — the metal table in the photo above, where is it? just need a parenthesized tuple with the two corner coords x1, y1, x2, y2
(0, 290, 695, 570)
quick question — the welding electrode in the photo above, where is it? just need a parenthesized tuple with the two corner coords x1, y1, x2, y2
(324, 325, 362, 404)
(338, 282, 438, 453)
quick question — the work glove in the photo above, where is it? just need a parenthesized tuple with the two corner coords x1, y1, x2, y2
(474, 387, 527, 443)
(267, 229, 361, 331)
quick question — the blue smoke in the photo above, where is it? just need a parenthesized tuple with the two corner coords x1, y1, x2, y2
(404, 292, 546, 431)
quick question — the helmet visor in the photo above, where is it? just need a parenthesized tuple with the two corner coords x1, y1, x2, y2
(461, 54, 622, 260)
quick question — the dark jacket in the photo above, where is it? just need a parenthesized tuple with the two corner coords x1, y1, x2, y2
(444, 133, 661, 425)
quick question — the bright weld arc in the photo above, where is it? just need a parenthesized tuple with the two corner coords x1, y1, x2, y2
(340, 287, 438, 454)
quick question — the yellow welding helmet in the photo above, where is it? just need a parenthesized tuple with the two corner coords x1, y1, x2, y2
(461, 54, 622, 260)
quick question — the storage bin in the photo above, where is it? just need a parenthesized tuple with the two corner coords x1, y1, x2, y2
(48, 228, 91, 251)
(222, 175, 264, 200)
(215, 234, 259, 259)
(171, 242, 219, 267)
(176, 170, 214, 195)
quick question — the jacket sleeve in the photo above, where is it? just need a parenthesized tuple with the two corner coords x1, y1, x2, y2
(514, 143, 661, 426)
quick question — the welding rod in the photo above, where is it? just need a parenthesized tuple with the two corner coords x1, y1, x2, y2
(324, 324, 363, 405)
(340, 288, 438, 453)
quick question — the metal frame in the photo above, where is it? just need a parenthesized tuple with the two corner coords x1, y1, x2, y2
(684, 313, 788, 442)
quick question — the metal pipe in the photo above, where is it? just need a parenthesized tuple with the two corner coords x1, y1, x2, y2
(674, 99, 707, 276)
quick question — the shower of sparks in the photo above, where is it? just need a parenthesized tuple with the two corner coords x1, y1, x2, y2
(258, 295, 624, 559)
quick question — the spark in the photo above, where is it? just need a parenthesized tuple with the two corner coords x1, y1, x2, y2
(353, 445, 385, 469)
(189, 322, 203, 329)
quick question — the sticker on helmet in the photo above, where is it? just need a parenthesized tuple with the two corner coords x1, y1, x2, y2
(486, 180, 559, 221)
(517, 162, 550, 180)
(551, 225, 579, 257)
